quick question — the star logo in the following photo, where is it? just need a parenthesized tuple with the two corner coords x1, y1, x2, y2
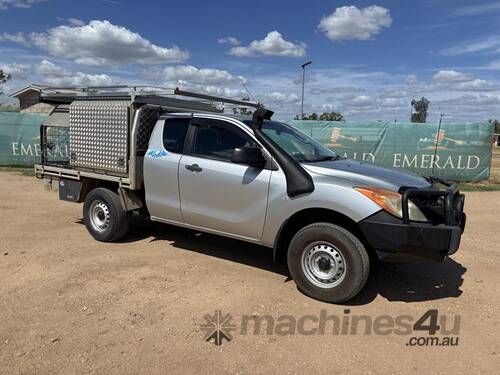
(200, 310, 237, 346)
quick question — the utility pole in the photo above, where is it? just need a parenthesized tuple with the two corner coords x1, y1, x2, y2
(300, 61, 312, 120)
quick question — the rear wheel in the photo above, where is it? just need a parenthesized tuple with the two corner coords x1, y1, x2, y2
(287, 223, 369, 303)
(83, 188, 130, 242)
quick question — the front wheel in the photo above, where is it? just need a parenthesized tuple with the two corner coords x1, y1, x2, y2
(83, 188, 130, 242)
(287, 223, 369, 303)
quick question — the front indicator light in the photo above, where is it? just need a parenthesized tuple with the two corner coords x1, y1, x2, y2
(355, 187, 427, 222)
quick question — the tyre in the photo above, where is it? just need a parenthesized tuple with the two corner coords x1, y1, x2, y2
(287, 223, 369, 303)
(83, 187, 130, 242)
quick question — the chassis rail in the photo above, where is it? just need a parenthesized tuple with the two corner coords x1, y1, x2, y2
(34, 164, 132, 188)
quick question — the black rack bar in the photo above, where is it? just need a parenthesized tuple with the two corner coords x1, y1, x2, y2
(174, 88, 261, 108)
(36, 85, 261, 111)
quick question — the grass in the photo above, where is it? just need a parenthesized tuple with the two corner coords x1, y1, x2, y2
(459, 148, 500, 191)
(0, 166, 34, 176)
(458, 181, 500, 191)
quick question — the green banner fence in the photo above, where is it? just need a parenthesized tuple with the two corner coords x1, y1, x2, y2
(0, 112, 48, 166)
(291, 121, 494, 181)
(0, 113, 494, 181)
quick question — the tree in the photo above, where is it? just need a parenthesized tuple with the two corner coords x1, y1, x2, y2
(296, 113, 318, 120)
(296, 111, 343, 121)
(411, 97, 430, 123)
(0, 104, 19, 112)
(319, 111, 344, 121)
(489, 119, 500, 134)
(0, 69, 11, 95)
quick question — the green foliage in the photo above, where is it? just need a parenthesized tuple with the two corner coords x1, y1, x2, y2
(295, 112, 317, 120)
(319, 112, 344, 121)
(0, 69, 10, 83)
(0, 69, 11, 95)
(0, 104, 20, 112)
(490, 119, 500, 133)
(232, 97, 253, 116)
(296, 111, 344, 121)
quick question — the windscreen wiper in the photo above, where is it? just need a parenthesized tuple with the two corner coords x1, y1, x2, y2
(312, 155, 340, 162)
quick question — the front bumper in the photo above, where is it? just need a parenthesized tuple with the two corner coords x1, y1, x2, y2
(358, 182, 466, 263)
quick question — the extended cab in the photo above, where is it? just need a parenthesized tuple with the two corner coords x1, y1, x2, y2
(35, 87, 466, 303)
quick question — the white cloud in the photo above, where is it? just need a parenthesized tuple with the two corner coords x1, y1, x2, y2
(430, 70, 498, 92)
(453, 79, 497, 91)
(30, 20, 189, 66)
(432, 93, 500, 120)
(432, 70, 474, 84)
(0, 32, 29, 47)
(57, 17, 85, 26)
(379, 97, 407, 108)
(406, 74, 418, 85)
(42, 72, 113, 87)
(310, 86, 364, 95)
(351, 95, 372, 107)
(453, 2, 500, 16)
(262, 92, 299, 103)
(251, 66, 500, 122)
(380, 87, 408, 98)
(67, 17, 84, 26)
(2, 59, 114, 87)
(441, 36, 500, 56)
(486, 59, 500, 70)
(161, 80, 246, 98)
(228, 31, 306, 57)
(217, 36, 240, 46)
(198, 85, 246, 98)
(318, 5, 392, 41)
(0, 62, 30, 78)
(163, 65, 247, 85)
(0, 0, 46, 10)
(159, 65, 249, 100)
(3, 55, 499, 122)
(56, 17, 85, 26)
(34, 59, 68, 77)
(35, 60, 113, 86)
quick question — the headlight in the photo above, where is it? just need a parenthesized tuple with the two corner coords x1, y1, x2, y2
(355, 187, 427, 222)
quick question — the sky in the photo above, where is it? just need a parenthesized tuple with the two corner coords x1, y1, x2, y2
(1, 0, 500, 122)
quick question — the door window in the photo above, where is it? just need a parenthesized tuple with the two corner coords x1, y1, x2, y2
(191, 120, 255, 162)
(162, 118, 190, 153)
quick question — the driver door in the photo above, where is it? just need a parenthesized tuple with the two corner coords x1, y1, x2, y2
(178, 117, 272, 241)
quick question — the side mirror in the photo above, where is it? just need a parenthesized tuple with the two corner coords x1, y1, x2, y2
(231, 146, 266, 168)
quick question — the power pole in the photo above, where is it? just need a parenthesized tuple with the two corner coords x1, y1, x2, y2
(300, 61, 312, 120)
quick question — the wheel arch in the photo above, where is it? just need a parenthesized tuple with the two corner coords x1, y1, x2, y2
(76, 178, 145, 213)
(77, 178, 118, 203)
(273, 207, 373, 263)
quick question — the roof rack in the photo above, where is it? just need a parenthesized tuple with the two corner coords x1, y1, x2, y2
(37, 85, 262, 113)
(173, 88, 261, 109)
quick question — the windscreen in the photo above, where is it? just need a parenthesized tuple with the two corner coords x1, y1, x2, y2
(243, 120, 337, 163)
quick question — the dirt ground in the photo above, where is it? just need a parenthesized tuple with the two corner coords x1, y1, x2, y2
(0, 172, 499, 375)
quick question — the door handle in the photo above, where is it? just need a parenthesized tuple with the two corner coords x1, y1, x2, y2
(185, 163, 202, 172)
